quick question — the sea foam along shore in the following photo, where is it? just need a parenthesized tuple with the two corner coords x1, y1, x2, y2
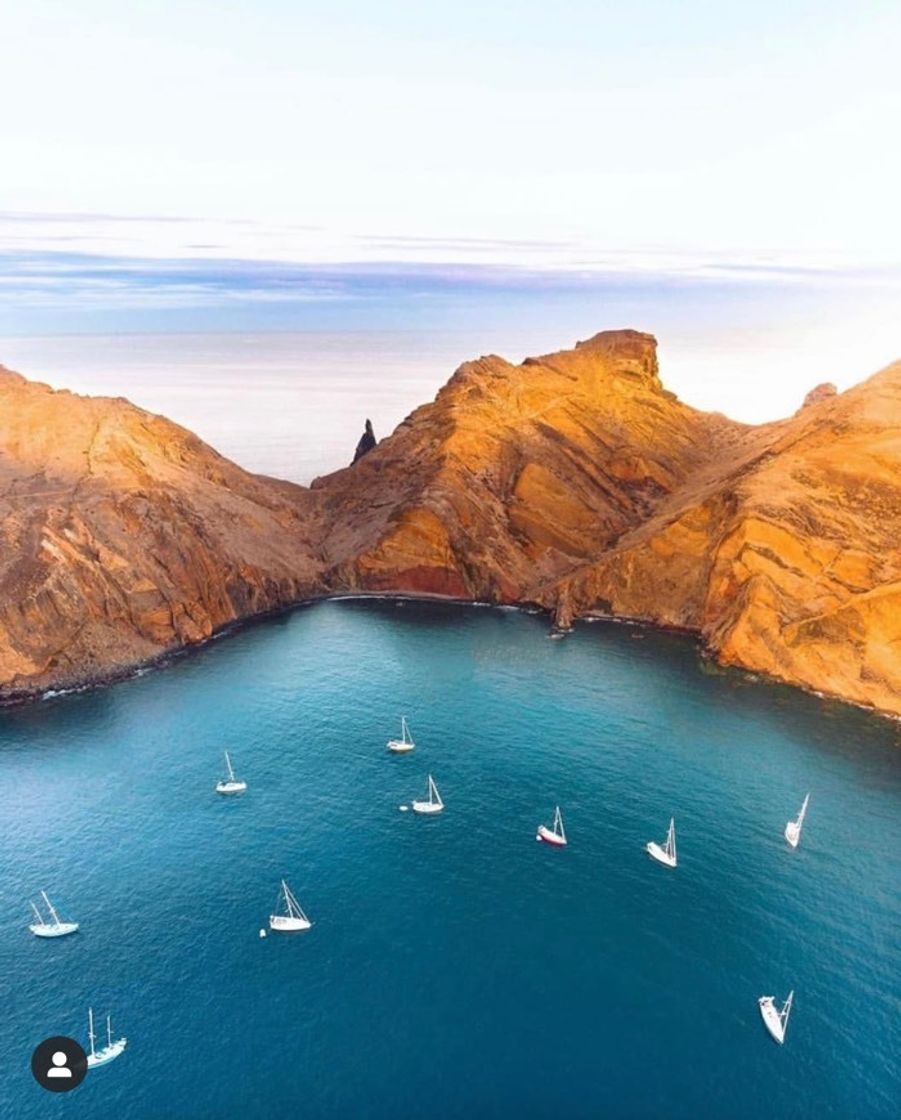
(6, 591, 898, 728)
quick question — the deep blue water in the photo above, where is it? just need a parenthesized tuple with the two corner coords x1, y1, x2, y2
(2, 600, 899, 1119)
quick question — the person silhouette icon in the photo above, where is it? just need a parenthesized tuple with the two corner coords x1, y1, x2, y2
(31, 1035, 87, 1091)
(47, 1051, 72, 1078)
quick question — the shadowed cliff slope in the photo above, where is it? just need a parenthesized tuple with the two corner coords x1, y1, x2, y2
(2, 330, 900, 717)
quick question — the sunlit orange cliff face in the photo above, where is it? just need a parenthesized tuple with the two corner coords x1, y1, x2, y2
(1, 329, 900, 717)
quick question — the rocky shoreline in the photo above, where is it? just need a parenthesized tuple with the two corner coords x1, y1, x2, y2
(2, 591, 898, 732)
(2, 329, 900, 719)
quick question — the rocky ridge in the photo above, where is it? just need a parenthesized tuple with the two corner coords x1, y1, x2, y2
(0, 366, 320, 693)
(1, 331, 899, 717)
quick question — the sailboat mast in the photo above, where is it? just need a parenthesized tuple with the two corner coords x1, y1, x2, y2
(30, 901, 44, 924)
(88, 1008, 96, 1057)
(41, 890, 61, 926)
(225, 751, 235, 781)
(107, 1015, 113, 1047)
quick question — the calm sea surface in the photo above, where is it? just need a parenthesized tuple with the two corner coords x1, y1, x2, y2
(2, 601, 899, 1119)
(0, 330, 571, 483)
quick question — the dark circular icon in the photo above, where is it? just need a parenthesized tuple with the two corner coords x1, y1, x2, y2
(31, 1035, 88, 1092)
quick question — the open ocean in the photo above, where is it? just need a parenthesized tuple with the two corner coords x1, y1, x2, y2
(2, 600, 899, 1119)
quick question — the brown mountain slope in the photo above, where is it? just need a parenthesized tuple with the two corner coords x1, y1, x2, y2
(541, 360, 901, 713)
(310, 332, 901, 715)
(311, 331, 743, 599)
(0, 367, 320, 694)
(1, 332, 900, 718)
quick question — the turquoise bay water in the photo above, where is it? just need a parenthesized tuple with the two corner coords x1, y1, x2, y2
(2, 600, 899, 1119)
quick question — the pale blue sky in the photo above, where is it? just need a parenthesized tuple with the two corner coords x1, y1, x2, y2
(1, 1, 899, 420)
(3, 0, 899, 259)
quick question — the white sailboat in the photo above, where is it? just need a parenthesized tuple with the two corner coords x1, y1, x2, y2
(537, 805, 567, 846)
(215, 751, 247, 795)
(784, 793, 809, 848)
(269, 879, 312, 932)
(86, 1007, 127, 1067)
(411, 774, 444, 814)
(28, 891, 79, 938)
(387, 716, 415, 753)
(758, 991, 793, 1044)
(646, 817, 677, 868)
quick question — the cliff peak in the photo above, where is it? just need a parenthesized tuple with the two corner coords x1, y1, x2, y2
(535, 329, 663, 391)
(798, 382, 838, 411)
(574, 327, 658, 354)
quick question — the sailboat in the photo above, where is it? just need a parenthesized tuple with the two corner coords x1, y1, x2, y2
(411, 774, 444, 814)
(28, 891, 79, 938)
(758, 991, 794, 1044)
(646, 817, 677, 868)
(269, 879, 312, 932)
(86, 1007, 127, 1067)
(537, 805, 567, 846)
(215, 751, 247, 795)
(784, 793, 809, 848)
(387, 716, 415, 753)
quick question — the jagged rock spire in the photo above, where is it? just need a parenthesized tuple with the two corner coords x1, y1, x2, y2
(352, 418, 377, 464)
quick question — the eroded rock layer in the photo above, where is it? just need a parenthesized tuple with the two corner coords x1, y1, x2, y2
(547, 363, 901, 713)
(2, 330, 900, 717)
(312, 331, 742, 599)
(0, 367, 320, 694)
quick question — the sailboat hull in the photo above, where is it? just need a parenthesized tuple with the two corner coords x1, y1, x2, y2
(536, 825, 566, 846)
(784, 822, 801, 847)
(758, 998, 786, 1043)
(269, 915, 312, 932)
(411, 800, 443, 814)
(216, 780, 247, 794)
(646, 841, 677, 867)
(87, 1038, 127, 1067)
(387, 740, 415, 753)
(29, 921, 79, 937)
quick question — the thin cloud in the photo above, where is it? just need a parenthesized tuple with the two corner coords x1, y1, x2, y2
(2, 247, 898, 325)
(0, 210, 198, 224)
(354, 234, 576, 251)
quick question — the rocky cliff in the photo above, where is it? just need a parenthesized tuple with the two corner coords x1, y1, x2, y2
(310, 331, 901, 716)
(311, 331, 742, 599)
(546, 358, 901, 714)
(2, 331, 900, 717)
(0, 367, 321, 695)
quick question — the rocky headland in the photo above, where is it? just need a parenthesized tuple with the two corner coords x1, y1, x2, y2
(1, 329, 899, 716)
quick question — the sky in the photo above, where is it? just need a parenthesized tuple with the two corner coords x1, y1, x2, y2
(1, 0, 900, 421)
